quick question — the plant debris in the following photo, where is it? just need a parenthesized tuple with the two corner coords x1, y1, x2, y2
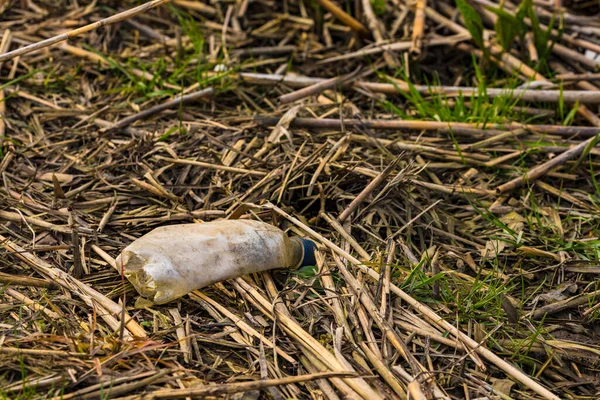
(1, 0, 600, 399)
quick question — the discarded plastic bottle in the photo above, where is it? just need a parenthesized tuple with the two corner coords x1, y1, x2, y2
(115, 220, 317, 305)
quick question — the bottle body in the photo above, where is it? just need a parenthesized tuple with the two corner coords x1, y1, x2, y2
(115, 220, 307, 304)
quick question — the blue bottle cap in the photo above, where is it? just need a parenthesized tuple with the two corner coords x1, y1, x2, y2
(299, 238, 317, 267)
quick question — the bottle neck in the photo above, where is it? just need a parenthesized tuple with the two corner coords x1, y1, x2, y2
(288, 236, 305, 269)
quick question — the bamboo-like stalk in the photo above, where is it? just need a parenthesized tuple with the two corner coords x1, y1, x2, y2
(5, 288, 61, 319)
(102, 88, 214, 132)
(555, 72, 600, 82)
(531, 288, 600, 319)
(0, 272, 57, 289)
(0, 0, 173, 63)
(360, 0, 396, 67)
(0, 210, 73, 233)
(240, 72, 600, 103)
(338, 158, 399, 223)
(524, 32, 538, 63)
(231, 45, 297, 58)
(553, 41, 600, 70)
(144, 371, 357, 399)
(317, 34, 470, 64)
(359, 343, 407, 399)
(279, 75, 346, 104)
(254, 115, 600, 138)
(173, 0, 217, 16)
(313, 0, 369, 36)
(552, 62, 600, 93)
(496, 135, 599, 193)
(0, 29, 11, 145)
(50, 371, 161, 400)
(409, 0, 427, 56)
(156, 156, 267, 176)
(0, 346, 84, 357)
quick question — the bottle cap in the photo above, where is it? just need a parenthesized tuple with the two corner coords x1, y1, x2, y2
(299, 238, 317, 267)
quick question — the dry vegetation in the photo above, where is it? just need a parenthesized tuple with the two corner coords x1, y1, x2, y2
(1, 0, 600, 399)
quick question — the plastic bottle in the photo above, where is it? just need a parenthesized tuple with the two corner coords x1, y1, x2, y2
(115, 220, 317, 305)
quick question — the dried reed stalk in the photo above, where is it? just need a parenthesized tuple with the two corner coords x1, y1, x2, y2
(0, 0, 173, 63)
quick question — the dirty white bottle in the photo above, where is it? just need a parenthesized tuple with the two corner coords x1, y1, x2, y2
(115, 220, 317, 305)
